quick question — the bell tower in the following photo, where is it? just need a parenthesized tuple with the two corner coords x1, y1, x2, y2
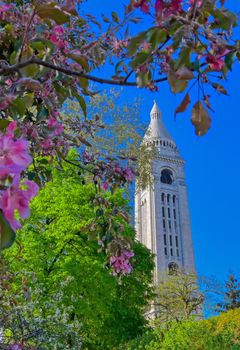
(135, 101, 196, 281)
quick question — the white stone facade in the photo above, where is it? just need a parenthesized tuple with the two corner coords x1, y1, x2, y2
(135, 101, 196, 282)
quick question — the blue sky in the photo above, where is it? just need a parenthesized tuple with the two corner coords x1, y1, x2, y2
(83, 1, 240, 281)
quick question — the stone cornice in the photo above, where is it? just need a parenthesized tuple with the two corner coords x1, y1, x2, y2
(155, 154, 185, 165)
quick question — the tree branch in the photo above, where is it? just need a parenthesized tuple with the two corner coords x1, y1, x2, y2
(46, 239, 73, 276)
(0, 57, 167, 86)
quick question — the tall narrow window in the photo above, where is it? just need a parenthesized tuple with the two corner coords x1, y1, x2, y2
(170, 235, 172, 246)
(175, 236, 178, 247)
(177, 249, 179, 257)
(174, 221, 177, 231)
(167, 194, 170, 203)
(164, 234, 167, 245)
(162, 207, 165, 217)
(170, 248, 173, 256)
(168, 207, 171, 218)
(173, 195, 176, 204)
(163, 219, 166, 230)
(173, 209, 176, 219)
(168, 220, 171, 231)
(164, 247, 167, 256)
(161, 193, 165, 202)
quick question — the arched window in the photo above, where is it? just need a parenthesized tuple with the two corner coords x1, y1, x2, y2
(168, 262, 179, 275)
(161, 169, 173, 185)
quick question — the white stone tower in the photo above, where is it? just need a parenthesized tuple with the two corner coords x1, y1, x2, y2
(135, 101, 196, 282)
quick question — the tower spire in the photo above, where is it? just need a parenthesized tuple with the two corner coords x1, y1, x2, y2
(145, 100, 173, 141)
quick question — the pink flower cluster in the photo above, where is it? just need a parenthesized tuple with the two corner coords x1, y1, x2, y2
(0, 122, 38, 230)
(189, 0, 202, 7)
(101, 165, 135, 191)
(110, 249, 134, 276)
(155, 0, 182, 19)
(133, 0, 150, 13)
(48, 117, 65, 136)
(50, 25, 67, 50)
(0, 2, 12, 20)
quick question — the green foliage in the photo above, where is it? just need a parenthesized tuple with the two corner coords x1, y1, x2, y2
(3, 152, 154, 349)
(63, 89, 156, 193)
(121, 309, 240, 350)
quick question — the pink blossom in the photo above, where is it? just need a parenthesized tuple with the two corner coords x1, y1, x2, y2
(0, 3, 12, 20)
(9, 343, 22, 350)
(0, 178, 39, 230)
(50, 25, 67, 49)
(48, 118, 64, 136)
(6, 121, 17, 137)
(0, 94, 15, 111)
(114, 164, 122, 174)
(102, 182, 109, 191)
(110, 249, 134, 276)
(123, 167, 135, 182)
(155, 0, 182, 19)
(133, 0, 150, 13)
(206, 54, 225, 71)
(41, 138, 53, 150)
(112, 39, 128, 56)
(122, 249, 134, 259)
(189, 0, 202, 7)
(0, 134, 32, 172)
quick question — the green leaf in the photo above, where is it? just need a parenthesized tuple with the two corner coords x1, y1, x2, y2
(68, 54, 90, 72)
(37, 107, 49, 121)
(174, 48, 191, 70)
(23, 93, 34, 108)
(10, 98, 26, 116)
(37, 3, 70, 24)
(78, 77, 89, 90)
(211, 9, 238, 30)
(0, 211, 16, 251)
(0, 119, 11, 131)
(127, 31, 147, 56)
(112, 11, 120, 23)
(130, 52, 149, 68)
(136, 71, 151, 88)
(225, 52, 234, 71)
(76, 95, 87, 117)
(19, 46, 40, 77)
(147, 28, 167, 50)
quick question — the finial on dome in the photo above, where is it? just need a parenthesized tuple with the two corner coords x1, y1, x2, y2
(150, 100, 161, 118)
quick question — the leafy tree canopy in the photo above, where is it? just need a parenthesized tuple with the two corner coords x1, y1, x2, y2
(2, 151, 154, 349)
(121, 309, 240, 350)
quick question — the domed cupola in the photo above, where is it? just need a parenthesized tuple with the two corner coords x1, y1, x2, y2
(144, 100, 179, 156)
